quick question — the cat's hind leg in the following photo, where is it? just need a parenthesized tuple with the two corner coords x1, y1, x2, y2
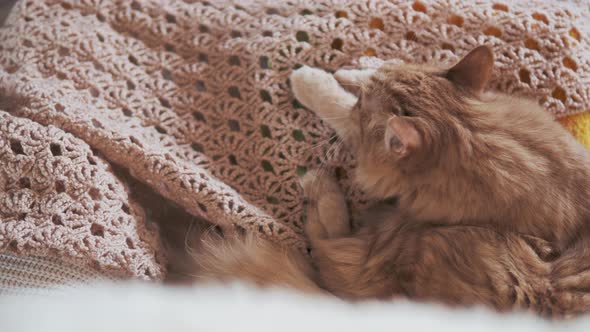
(299, 170, 378, 298)
(300, 169, 350, 239)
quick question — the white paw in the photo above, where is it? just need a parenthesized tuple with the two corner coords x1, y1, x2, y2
(333, 68, 375, 94)
(290, 66, 341, 112)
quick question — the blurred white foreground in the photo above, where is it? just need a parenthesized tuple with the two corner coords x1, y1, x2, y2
(0, 282, 589, 332)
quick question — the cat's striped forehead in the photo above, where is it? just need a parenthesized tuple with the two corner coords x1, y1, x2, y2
(365, 61, 471, 118)
(362, 65, 449, 114)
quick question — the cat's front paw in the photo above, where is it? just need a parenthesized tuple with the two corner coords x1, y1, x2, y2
(333, 68, 375, 96)
(290, 66, 341, 113)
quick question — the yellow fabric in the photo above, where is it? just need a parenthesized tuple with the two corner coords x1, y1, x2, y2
(558, 111, 590, 150)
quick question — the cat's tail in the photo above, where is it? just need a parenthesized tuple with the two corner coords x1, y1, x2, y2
(192, 230, 324, 295)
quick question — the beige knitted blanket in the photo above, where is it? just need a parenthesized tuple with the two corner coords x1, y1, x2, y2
(1, 0, 589, 286)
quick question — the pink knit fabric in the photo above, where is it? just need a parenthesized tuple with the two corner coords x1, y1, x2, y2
(0, 112, 165, 279)
(0, 0, 589, 279)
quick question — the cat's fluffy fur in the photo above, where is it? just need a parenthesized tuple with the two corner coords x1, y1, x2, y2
(190, 47, 590, 317)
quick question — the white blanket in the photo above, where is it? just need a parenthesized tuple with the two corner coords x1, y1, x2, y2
(0, 282, 588, 332)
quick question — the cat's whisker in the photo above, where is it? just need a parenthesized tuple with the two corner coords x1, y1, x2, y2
(317, 115, 350, 121)
(302, 136, 337, 152)
(306, 140, 329, 151)
(303, 131, 348, 153)
(326, 138, 344, 161)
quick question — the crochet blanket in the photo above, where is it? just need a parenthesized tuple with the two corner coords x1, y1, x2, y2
(0, 0, 589, 284)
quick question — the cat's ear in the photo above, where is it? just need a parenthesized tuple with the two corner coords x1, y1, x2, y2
(385, 115, 422, 157)
(445, 45, 494, 94)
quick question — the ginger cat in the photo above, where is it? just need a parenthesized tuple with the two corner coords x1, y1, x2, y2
(292, 46, 590, 249)
(192, 46, 590, 318)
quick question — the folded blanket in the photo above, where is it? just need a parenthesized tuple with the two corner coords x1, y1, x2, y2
(0, 0, 589, 285)
(0, 253, 115, 295)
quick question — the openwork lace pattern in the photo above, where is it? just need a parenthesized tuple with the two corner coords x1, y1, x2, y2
(0, 0, 588, 278)
(0, 112, 164, 279)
